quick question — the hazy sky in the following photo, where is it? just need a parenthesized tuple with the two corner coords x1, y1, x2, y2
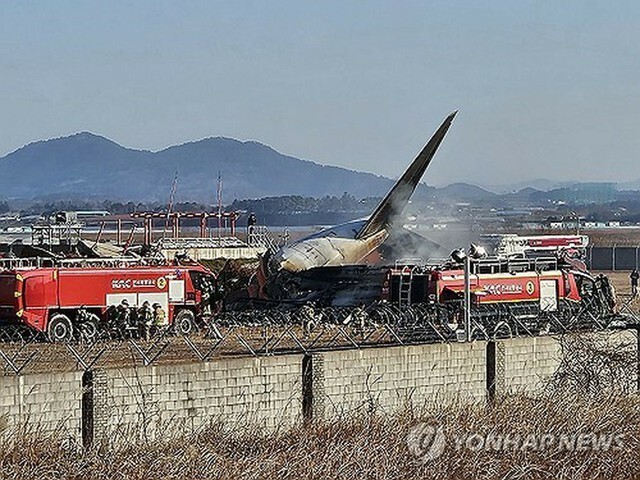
(2, 1, 639, 187)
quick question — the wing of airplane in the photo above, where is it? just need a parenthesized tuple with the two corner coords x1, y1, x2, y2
(356, 111, 457, 240)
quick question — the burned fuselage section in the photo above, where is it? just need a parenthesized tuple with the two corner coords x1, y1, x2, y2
(259, 264, 387, 307)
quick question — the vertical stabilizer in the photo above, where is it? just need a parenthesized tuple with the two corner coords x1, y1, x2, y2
(356, 111, 457, 239)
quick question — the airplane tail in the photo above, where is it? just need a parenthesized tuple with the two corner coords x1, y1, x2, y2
(356, 111, 457, 239)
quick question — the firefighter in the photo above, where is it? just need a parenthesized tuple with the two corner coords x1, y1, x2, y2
(106, 305, 118, 337)
(116, 299, 131, 337)
(199, 274, 216, 315)
(631, 270, 639, 296)
(299, 302, 317, 336)
(247, 212, 257, 244)
(352, 303, 369, 332)
(152, 303, 168, 335)
(138, 301, 153, 340)
(342, 303, 368, 332)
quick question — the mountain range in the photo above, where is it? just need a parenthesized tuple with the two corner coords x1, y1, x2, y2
(0, 133, 397, 203)
(0, 132, 638, 205)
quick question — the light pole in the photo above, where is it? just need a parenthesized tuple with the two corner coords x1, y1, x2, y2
(571, 210, 580, 235)
(464, 253, 472, 342)
(452, 245, 482, 342)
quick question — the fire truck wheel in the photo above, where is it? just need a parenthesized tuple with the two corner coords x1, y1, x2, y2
(47, 313, 74, 343)
(78, 314, 100, 342)
(175, 309, 196, 336)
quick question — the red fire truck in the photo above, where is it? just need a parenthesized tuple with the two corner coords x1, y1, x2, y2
(0, 259, 216, 341)
(383, 255, 615, 319)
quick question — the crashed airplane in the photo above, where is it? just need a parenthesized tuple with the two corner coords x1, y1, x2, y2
(255, 111, 457, 301)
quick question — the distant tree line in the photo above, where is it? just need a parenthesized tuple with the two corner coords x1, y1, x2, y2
(15, 200, 211, 217)
(229, 193, 381, 214)
(10, 192, 640, 226)
(8, 194, 383, 217)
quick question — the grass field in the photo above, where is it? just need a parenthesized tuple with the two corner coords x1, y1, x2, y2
(3, 392, 638, 480)
(1, 334, 638, 480)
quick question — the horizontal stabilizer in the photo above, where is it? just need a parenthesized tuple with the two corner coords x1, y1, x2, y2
(356, 111, 457, 239)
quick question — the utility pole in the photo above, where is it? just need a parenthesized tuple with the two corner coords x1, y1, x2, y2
(163, 171, 179, 239)
(216, 171, 223, 241)
(464, 252, 472, 342)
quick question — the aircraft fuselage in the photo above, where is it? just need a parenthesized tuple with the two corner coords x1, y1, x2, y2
(270, 219, 388, 272)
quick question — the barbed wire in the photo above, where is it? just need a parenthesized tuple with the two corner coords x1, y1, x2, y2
(0, 301, 626, 376)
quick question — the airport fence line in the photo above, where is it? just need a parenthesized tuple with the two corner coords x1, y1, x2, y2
(0, 301, 618, 376)
(588, 246, 640, 271)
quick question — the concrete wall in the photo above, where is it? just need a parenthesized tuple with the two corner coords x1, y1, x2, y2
(0, 331, 635, 447)
(496, 331, 638, 395)
(92, 354, 303, 446)
(591, 330, 639, 393)
(309, 342, 488, 419)
(497, 336, 563, 394)
(161, 246, 266, 261)
(0, 371, 82, 441)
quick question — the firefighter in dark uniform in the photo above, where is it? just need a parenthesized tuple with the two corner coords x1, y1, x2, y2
(116, 299, 131, 337)
(631, 270, 639, 296)
(299, 302, 317, 336)
(247, 212, 257, 244)
(352, 303, 369, 332)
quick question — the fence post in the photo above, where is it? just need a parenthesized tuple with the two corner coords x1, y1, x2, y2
(486, 341, 496, 404)
(636, 328, 640, 393)
(82, 369, 108, 450)
(81, 371, 94, 449)
(302, 353, 325, 421)
(302, 354, 313, 421)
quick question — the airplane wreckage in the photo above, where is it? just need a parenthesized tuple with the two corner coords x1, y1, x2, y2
(234, 109, 616, 335)
(246, 111, 458, 306)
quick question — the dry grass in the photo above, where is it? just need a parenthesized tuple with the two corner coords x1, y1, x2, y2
(0, 391, 638, 480)
(1, 334, 638, 480)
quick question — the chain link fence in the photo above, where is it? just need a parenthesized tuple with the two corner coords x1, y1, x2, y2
(0, 300, 622, 376)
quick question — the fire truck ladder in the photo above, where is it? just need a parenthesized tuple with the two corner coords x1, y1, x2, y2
(0, 257, 56, 270)
(56, 257, 156, 268)
(0, 257, 168, 270)
(398, 265, 416, 308)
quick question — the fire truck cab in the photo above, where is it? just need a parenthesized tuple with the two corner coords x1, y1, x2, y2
(0, 260, 217, 341)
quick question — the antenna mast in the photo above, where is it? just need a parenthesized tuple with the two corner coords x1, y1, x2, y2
(163, 171, 179, 239)
(217, 171, 223, 240)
